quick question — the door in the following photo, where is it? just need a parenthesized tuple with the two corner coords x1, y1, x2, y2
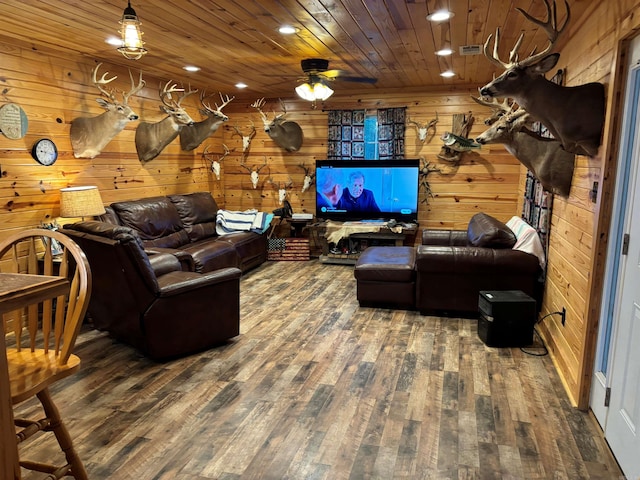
(591, 34, 640, 480)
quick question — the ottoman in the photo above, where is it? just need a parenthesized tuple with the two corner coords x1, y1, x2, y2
(354, 246, 416, 308)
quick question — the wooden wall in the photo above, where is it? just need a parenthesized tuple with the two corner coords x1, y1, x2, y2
(4, 0, 637, 409)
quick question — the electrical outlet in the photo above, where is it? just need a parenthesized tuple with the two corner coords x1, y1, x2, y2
(561, 307, 566, 326)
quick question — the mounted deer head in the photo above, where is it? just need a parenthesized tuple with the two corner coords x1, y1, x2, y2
(179, 91, 234, 151)
(70, 63, 145, 158)
(240, 157, 268, 189)
(407, 113, 439, 142)
(479, 0, 605, 157)
(202, 143, 229, 180)
(473, 95, 575, 197)
(135, 81, 197, 162)
(270, 177, 294, 204)
(298, 163, 316, 193)
(232, 122, 257, 152)
(251, 98, 303, 152)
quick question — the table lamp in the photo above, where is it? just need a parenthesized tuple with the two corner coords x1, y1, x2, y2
(59, 186, 106, 221)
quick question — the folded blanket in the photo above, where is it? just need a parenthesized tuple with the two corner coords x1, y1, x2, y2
(216, 209, 273, 235)
(506, 216, 546, 270)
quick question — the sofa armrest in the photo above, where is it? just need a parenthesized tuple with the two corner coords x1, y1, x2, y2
(156, 267, 242, 296)
(145, 247, 195, 272)
(147, 252, 183, 277)
(422, 229, 468, 246)
(416, 245, 540, 274)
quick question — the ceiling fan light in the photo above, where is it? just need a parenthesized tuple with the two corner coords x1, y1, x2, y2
(117, 1, 147, 60)
(295, 82, 334, 101)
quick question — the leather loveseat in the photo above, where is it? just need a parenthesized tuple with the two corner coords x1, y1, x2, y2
(415, 213, 542, 315)
(63, 221, 242, 360)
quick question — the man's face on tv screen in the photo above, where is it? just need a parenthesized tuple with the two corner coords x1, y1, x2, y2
(349, 176, 364, 198)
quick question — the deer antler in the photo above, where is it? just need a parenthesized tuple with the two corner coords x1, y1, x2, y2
(484, 0, 570, 70)
(471, 96, 515, 124)
(159, 81, 197, 109)
(122, 69, 145, 104)
(251, 98, 268, 121)
(92, 63, 118, 101)
(201, 91, 234, 115)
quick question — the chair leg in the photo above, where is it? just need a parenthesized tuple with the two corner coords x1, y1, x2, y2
(36, 388, 88, 480)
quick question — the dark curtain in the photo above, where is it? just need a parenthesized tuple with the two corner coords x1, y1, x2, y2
(327, 107, 406, 160)
(327, 109, 366, 160)
(377, 107, 406, 159)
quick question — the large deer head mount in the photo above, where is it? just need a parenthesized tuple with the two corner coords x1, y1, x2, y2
(135, 81, 197, 162)
(240, 157, 268, 189)
(479, 0, 605, 157)
(251, 98, 303, 152)
(407, 113, 439, 143)
(202, 143, 230, 180)
(70, 63, 145, 159)
(269, 177, 294, 204)
(232, 122, 257, 153)
(473, 95, 575, 197)
(298, 163, 316, 193)
(179, 91, 234, 151)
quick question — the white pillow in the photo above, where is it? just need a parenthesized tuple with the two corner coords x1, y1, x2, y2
(506, 216, 546, 270)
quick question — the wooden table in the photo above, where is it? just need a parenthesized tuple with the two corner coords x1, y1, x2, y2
(0, 273, 69, 480)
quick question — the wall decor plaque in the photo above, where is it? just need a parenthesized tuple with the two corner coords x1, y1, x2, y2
(0, 103, 28, 139)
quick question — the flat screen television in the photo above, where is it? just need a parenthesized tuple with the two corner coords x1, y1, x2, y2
(315, 159, 420, 222)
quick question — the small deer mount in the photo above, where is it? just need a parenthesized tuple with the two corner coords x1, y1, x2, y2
(269, 176, 294, 204)
(298, 163, 316, 192)
(232, 122, 256, 153)
(251, 98, 303, 152)
(202, 143, 230, 180)
(407, 113, 439, 143)
(437, 111, 476, 163)
(240, 157, 268, 189)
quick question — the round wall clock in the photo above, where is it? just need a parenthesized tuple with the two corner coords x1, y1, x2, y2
(31, 138, 58, 166)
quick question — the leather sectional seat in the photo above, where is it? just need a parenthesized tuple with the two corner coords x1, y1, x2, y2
(62, 191, 268, 360)
(354, 213, 543, 316)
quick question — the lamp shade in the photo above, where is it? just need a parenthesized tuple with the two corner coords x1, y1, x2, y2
(295, 81, 334, 101)
(60, 186, 106, 218)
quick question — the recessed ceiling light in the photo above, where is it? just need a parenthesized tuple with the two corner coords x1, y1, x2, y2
(278, 25, 298, 34)
(427, 10, 454, 22)
(436, 47, 453, 56)
(440, 70, 456, 78)
(235, 82, 248, 89)
(183, 66, 200, 72)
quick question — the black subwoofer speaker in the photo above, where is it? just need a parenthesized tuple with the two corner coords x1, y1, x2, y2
(478, 290, 537, 347)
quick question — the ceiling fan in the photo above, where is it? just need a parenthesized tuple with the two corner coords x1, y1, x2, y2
(294, 58, 377, 101)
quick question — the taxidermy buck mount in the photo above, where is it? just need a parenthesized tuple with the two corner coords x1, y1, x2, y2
(269, 177, 294, 204)
(240, 157, 268, 189)
(407, 113, 439, 143)
(179, 91, 234, 151)
(70, 63, 145, 158)
(232, 122, 257, 153)
(251, 98, 303, 152)
(473, 96, 575, 197)
(202, 143, 230, 180)
(479, 0, 605, 157)
(135, 82, 197, 163)
(298, 163, 315, 192)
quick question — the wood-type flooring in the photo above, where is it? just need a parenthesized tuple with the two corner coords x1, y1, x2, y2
(13, 260, 624, 479)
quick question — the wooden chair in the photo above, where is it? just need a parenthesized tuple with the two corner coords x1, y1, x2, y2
(0, 229, 91, 480)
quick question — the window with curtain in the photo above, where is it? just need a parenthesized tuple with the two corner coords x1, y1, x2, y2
(327, 107, 406, 160)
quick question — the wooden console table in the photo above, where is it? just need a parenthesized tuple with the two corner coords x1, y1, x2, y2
(314, 220, 418, 265)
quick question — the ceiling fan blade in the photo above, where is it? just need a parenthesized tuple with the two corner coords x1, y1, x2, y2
(334, 75, 378, 84)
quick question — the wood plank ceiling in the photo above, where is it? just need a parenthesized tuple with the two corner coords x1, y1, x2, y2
(0, 0, 589, 99)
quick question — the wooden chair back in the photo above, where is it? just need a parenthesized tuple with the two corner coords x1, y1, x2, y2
(0, 229, 91, 365)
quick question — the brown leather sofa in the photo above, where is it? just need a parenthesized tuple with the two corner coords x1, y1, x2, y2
(415, 213, 542, 316)
(63, 221, 242, 360)
(99, 191, 267, 273)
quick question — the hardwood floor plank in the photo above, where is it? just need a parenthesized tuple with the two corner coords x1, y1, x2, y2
(11, 260, 623, 479)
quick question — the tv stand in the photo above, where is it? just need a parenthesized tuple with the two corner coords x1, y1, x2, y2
(314, 220, 418, 265)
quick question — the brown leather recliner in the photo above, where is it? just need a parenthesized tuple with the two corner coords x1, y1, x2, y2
(416, 213, 542, 316)
(63, 221, 242, 360)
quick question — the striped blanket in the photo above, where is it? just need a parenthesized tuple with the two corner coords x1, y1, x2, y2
(216, 209, 273, 235)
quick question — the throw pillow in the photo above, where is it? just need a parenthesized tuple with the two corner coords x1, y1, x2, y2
(467, 212, 517, 248)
